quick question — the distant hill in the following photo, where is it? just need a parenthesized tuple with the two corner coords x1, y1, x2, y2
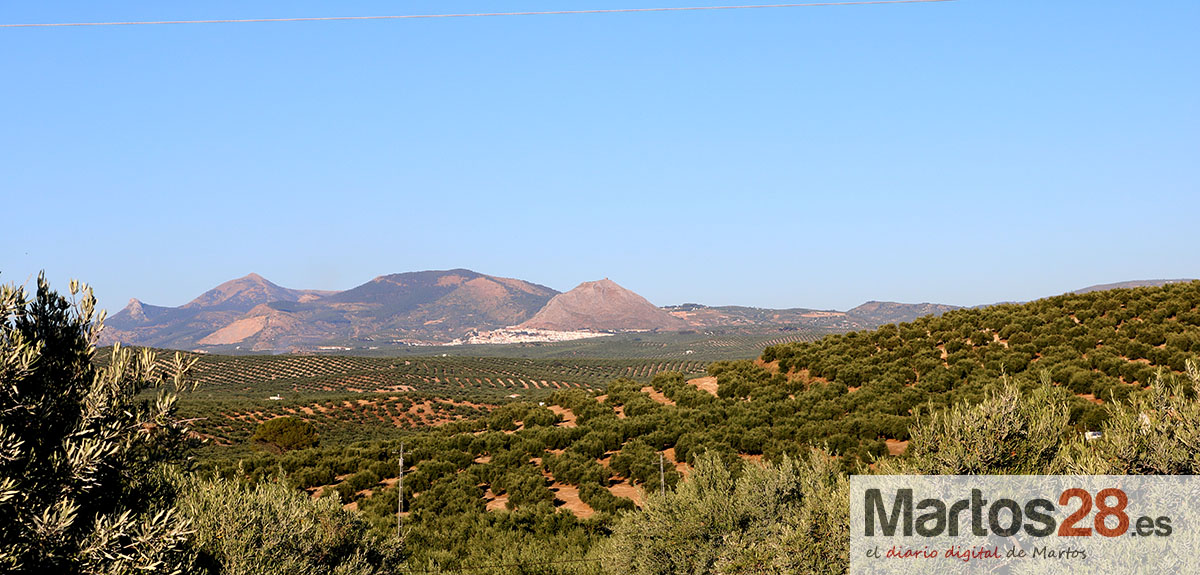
(662, 301, 962, 331)
(663, 304, 852, 329)
(520, 279, 688, 331)
(845, 301, 961, 325)
(1072, 279, 1196, 294)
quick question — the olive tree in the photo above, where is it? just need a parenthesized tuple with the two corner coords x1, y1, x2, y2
(251, 416, 319, 453)
(598, 451, 848, 575)
(0, 275, 197, 574)
(178, 473, 399, 575)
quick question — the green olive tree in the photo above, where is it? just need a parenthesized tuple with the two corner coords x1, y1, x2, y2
(0, 274, 197, 574)
(598, 451, 848, 575)
(250, 416, 319, 453)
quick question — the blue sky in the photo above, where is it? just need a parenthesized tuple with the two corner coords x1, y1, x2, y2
(2, 1, 1197, 313)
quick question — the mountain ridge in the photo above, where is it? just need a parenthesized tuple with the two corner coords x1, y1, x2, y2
(101, 272, 1192, 353)
(104, 269, 559, 351)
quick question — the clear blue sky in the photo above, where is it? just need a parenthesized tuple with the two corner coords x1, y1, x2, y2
(3, 1, 1197, 313)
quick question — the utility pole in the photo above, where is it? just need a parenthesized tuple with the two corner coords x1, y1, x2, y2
(659, 452, 666, 498)
(397, 443, 405, 542)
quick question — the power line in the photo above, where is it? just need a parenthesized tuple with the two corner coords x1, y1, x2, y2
(0, 0, 955, 29)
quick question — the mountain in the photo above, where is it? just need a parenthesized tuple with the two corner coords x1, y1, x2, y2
(102, 274, 333, 349)
(103, 269, 558, 352)
(271, 269, 559, 348)
(320, 269, 554, 323)
(179, 272, 330, 311)
(520, 279, 688, 331)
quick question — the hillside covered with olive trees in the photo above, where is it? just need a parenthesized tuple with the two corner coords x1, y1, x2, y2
(764, 280, 1200, 431)
(184, 281, 1200, 572)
